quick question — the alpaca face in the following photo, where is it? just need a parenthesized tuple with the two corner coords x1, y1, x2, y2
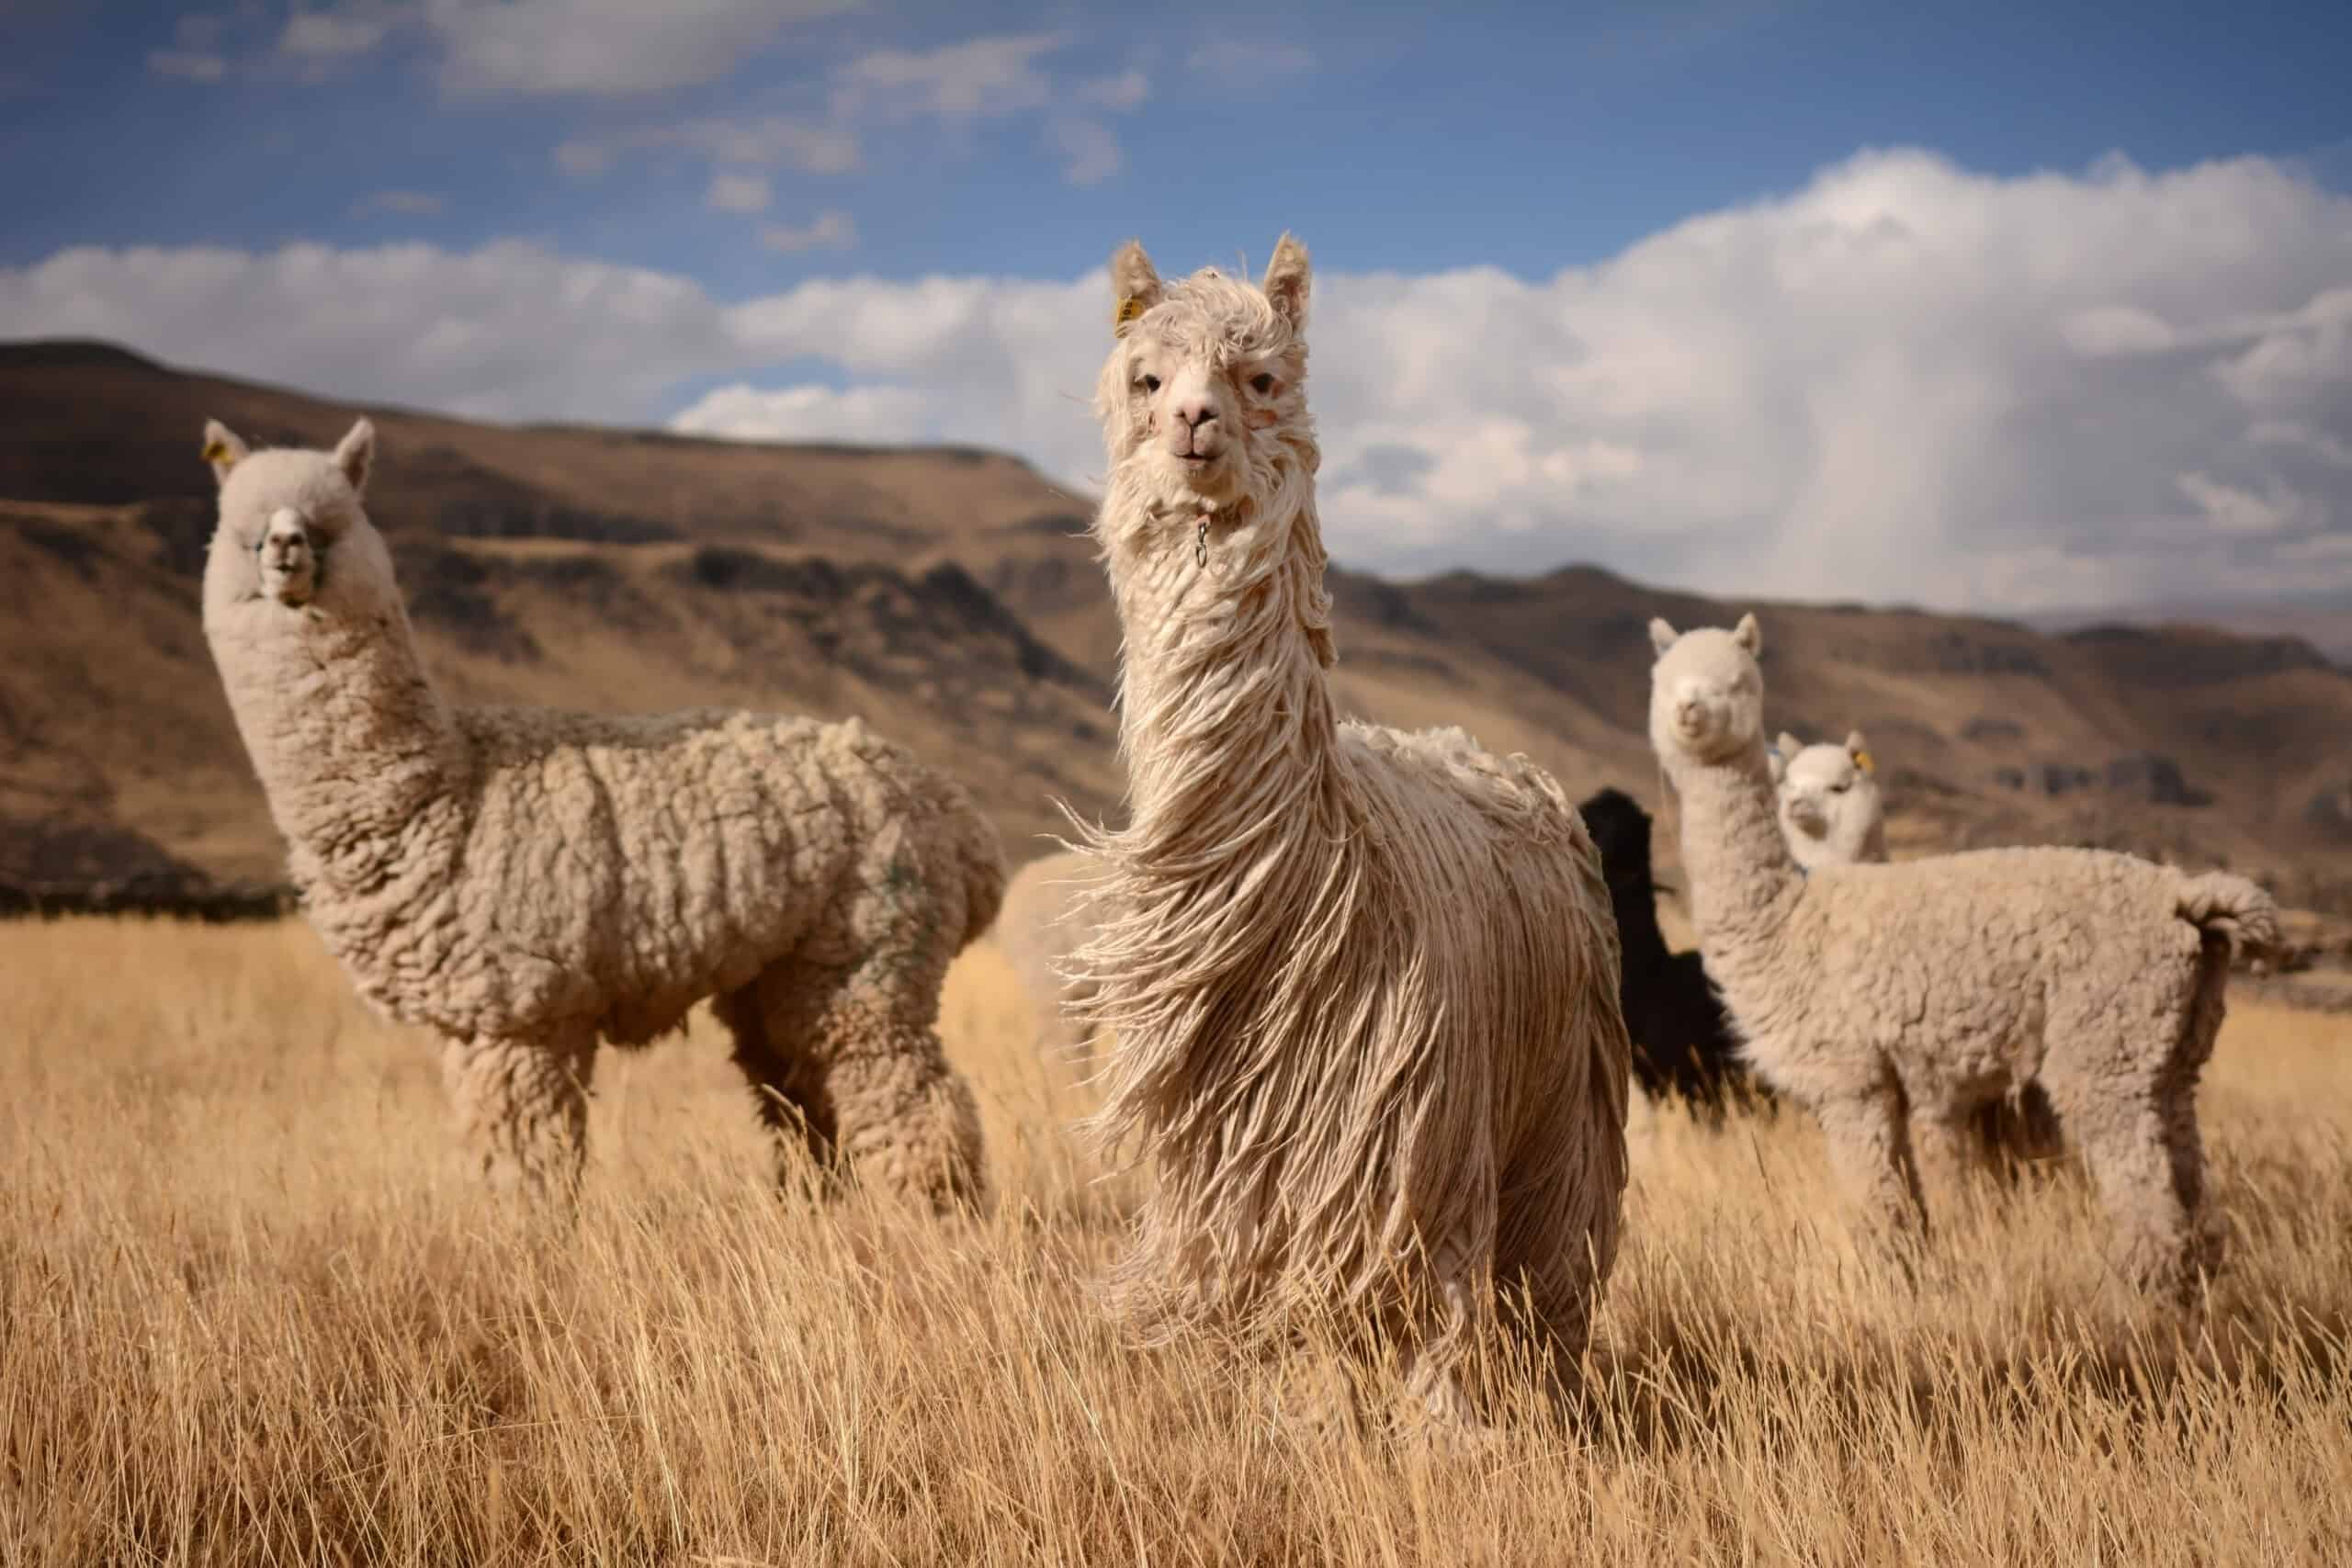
(1775, 738, 1881, 860)
(1645, 615, 1766, 766)
(201, 418, 398, 625)
(1095, 235, 1315, 518)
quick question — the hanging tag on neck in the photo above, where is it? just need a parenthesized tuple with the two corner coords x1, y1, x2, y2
(1194, 514, 1209, 568)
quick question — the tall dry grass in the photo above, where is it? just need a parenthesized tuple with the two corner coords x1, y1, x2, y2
(1, 916, 2347, 1564)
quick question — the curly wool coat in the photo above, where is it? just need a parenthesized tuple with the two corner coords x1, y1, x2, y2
(200, 418, 1002, 1207)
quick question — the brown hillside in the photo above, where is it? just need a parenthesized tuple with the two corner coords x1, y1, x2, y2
(4, 339, 2348, 914)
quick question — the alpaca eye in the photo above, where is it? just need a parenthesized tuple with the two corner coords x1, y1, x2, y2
(1142, 374, 1161, 394)
(1251, 373, 1275, 395)
(1832, 780, 1852, 793)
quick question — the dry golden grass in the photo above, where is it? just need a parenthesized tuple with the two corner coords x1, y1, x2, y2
(2, 918, 2348, 1565)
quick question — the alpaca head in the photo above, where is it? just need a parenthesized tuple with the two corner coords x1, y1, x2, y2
(1645, 614, 1766, 767)
(1770, 730, 1883, 866)
(201, 417, 400, 625)
(1094, 233, 1317, 521)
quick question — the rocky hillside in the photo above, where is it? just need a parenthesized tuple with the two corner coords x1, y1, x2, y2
(6, 339, 2349, 919)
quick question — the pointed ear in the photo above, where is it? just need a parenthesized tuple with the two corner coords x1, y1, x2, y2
(1111, 240, 1161, 337)
(1777, 731, 1803, 760)
(333, 418, 375, 494)
(1847, 730, 1874, 774)
(1646, 617, 1679, 656)
(200, 419, 249, 487)
(1733, 612, 1761, 655)
(1768, 750, 1787, 784)
(1262, 231, 1310, 331)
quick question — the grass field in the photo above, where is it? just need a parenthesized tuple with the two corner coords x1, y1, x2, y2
(2, 916, 2347, 1564)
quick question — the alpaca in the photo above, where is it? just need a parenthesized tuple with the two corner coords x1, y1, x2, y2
(198, 418, 1001, 1210)
(1771, 729, 2066, 1177)
(1577, 786, 1756, 1117)
(1769, 731, 1886, 872)
(996, 846, 1108, 1064)
(1064, 235, 1631, 1423)
(1646, 614, 2276, 1301)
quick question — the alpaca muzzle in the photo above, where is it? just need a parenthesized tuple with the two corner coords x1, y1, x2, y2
(258, 513, 318, 606)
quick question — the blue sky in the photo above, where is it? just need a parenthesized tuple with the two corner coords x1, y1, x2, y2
(2, 1, 2349, 609)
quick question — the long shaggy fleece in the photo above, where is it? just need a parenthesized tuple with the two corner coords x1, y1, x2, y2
(1648, 615, 2278, 1302)
(1067, 237, 1630, 1414)
(198, 419, 1001, 1209)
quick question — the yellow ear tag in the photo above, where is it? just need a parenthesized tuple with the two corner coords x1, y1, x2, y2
(202, 440, 235, 468)
(1853, 750, 1874, 774)
(1114, 295, 1145, 335)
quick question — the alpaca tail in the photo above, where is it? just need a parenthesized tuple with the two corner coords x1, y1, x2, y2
(2174, 871, 2279, 961)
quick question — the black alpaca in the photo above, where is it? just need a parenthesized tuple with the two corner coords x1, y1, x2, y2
(1578, 786, 1763, 1118)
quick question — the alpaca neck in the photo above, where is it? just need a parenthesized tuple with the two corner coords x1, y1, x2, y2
(1608, 879, 1671, 970)
(216, 602, 460, 889)
(1102, 475, 1342, 884)
(1669, 745, 1804, 953)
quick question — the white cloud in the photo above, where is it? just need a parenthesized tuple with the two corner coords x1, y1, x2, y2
(672, 383, 933, 445)
(759, 210, 856, 254)
(13, 150, 2350, 611)
(278, 4, 401, 61)
(557, 117, 861, 181)
(705, 171, 771, 214)
(836, 33, 1061, 120)
(1075, 68, 1149, 112)
(1046, 118, 1121, 186)
(248, 0, 849, 94)
(146, 50, 228, 83)
(351, 188, 447, 217)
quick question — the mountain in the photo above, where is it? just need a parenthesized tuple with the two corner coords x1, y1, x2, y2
(5, 338, 2350, 919)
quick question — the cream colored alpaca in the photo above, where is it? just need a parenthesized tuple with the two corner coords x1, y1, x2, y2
(1066, 236, 1631, 1423)
(1770, 731, 1885, 871)
(1772, 728, 2065, 1178)
(996, 847, 1108, 1064)
(1648, 615, 2275, 1301)
(198, 419, 1001, 1210)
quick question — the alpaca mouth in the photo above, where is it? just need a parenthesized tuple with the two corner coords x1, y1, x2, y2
(1787, 803, 1828, 838)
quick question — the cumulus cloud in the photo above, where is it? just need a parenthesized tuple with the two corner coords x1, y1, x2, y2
(558, 116, 861, 181)
(12, 150, 2349, 611)
(759, 210, 856, 254)
(1046, 117, 1122, 186)
(705, 171, 772, 214)
(835, 33, 1061, 120)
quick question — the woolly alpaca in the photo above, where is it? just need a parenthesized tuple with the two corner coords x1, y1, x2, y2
(996, 847, 1109, 1064)
(1646, 614, 2277, 1301)
(1577, 786, 1756, 1117)
(1770, 730, 2065, 1176)
(1066, 235, 1631, 1420)
(1769, 731, 1886, 872)
(198, 418, 1001, 1209)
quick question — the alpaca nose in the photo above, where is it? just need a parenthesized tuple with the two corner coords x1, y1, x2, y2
(1175, 399, 1217, 432)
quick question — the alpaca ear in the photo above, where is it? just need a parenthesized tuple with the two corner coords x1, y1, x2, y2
(1646, 617, 1679, 656)
(200, 419, 249, 487)
(1733, 612, 1762, 655)
(1847, 730, 1874, 774)
(1768, 750, 1787, 784)
(1262, 232, 1310, 332)
(1777, 731, 1803, 760)
(333, 418, 375, 494)
(1111, 240, 1161, 336)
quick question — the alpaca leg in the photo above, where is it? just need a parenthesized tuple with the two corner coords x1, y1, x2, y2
(714, 980, 841, 1193)
(439, 1031, 595, 1201)
(2067, 1101, 2204, 1303)
(1909, 1109, 1986, 1200)
(1815, 1083, 1929, 1273)
(799, 968, 986, 1213)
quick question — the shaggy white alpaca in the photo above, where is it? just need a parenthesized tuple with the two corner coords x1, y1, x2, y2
(1066, 236, 1631, 1422)
(1770, 731, 1886, 872)
(1647, 614, 2276, 1301)
(198, 419, 1001, 1209)
(996, 847, 1108, 1065)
